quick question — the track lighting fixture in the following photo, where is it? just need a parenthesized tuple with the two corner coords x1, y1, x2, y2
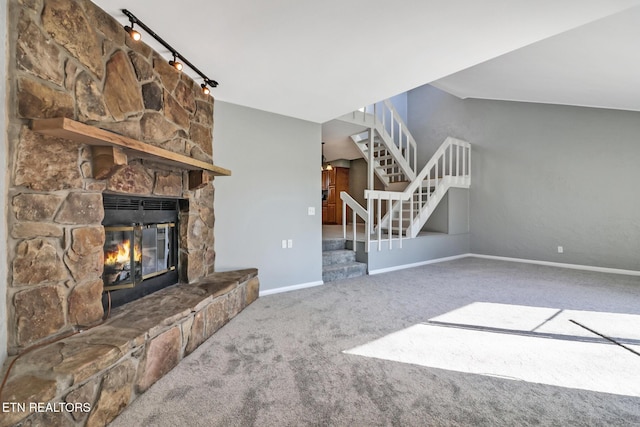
(169, 54, 183, 71)
(121, 9, 219, 91)
(124, 22, 141, 41)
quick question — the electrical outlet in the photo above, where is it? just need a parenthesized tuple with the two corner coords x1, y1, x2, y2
(308, 207, 315, 215)
(282, 240, 287, 249)
(287, 239, 293, 248)
(557, 246, 563, 254)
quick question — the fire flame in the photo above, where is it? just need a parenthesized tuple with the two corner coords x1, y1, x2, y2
(105, 239, 142, 266)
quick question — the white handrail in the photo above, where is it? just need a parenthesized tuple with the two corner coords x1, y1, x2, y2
(406, 137, 469, 194)
(382, 99, 418, 177)
(340, 191, 370, 253)
(368, 101, 416, 182)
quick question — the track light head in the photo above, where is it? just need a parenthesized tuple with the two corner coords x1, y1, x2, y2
(169, 55, 183, 71)
(201, 83, 210, 95)
(124, 25, 141, 41)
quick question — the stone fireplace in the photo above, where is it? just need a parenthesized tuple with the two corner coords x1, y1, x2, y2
(1, 1, 259, 425)
(6, 0, 226, 353)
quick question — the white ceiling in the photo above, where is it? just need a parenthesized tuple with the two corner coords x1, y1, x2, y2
(433, 5, 640, 112)
(94, 0, 640, 125)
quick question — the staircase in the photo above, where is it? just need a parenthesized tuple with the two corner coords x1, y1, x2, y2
(337, 100, 471, 251)
(351, 131, 414, 186)
(322, 238, 367, 282)
(347, 101, 417, 186)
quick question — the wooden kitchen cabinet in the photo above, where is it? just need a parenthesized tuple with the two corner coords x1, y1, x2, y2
(322, 167, 349, 225)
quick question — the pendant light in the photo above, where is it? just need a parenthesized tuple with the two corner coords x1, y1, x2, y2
(321, 142, 333, 171)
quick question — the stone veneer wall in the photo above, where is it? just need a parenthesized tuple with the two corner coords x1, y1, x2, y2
(6, 0, 216, 354)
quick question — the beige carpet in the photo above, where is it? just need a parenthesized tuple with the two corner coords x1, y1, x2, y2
(109, 258, 640, 426)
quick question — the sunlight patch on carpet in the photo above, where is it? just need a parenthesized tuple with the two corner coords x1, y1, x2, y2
(344, 303, 640, 397)
(430, 302, 640, 341)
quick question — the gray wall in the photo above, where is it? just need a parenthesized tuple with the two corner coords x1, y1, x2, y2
(348, 158, 368, 212)
(389, 92, 408, 124)
(213, 101, 323, 292)
(367, 233, 470, 273)
(423, 193, 448, 233)
(408, 85, 640, 271)
(1, 0, 7, 365)
(422, 188, 469, 234)
(448, 188, 470, 235)
(407, 85, 469, 170)
(348, 158, 386, 223)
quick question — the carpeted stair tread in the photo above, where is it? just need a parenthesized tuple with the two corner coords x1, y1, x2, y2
(322, 238, 366, 282)
(322, 261, 367, 283)
(322, 249, 357, 266)
(322, 239, 346, 251)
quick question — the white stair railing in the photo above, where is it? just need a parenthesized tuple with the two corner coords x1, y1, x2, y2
(380, 99, 417, 178)
(351, 131, 393, 187)
(340, 191, 370, 252)
(340, 190, 411, 253)
(378, 137, 471, 237)
(364, 189, 410, 251)
(339, 138, 470, 252)
(350, 100, 417, 183)
(338, 100, 471, 252)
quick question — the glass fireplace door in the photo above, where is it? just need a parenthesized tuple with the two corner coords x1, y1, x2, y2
(103, 223, 176, 291)
(103, 226, 142, 290)
(141, 223, 176, 279)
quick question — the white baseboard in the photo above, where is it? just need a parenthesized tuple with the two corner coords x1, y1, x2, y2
(259, 280, 324, 297)
(368, 254, 470, 275)
(468, 253, 640, 276)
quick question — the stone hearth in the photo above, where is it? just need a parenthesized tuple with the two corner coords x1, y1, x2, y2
(2, 1, 258, 425)
(1, 270, 259, 427)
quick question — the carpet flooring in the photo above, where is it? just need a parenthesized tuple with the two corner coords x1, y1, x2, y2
(109, 258, 640, 426)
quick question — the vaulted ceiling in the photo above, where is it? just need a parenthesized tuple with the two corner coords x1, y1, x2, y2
(433, 5, 640, 112)
(94, 0, 640, 124)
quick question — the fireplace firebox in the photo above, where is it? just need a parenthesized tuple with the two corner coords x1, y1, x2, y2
(102, 195, 181, 309)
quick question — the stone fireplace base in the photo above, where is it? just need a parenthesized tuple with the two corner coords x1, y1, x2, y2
(1, 269, 259, 427)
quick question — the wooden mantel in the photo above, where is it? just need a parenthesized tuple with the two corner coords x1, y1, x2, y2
(31, 118, 231, 188)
